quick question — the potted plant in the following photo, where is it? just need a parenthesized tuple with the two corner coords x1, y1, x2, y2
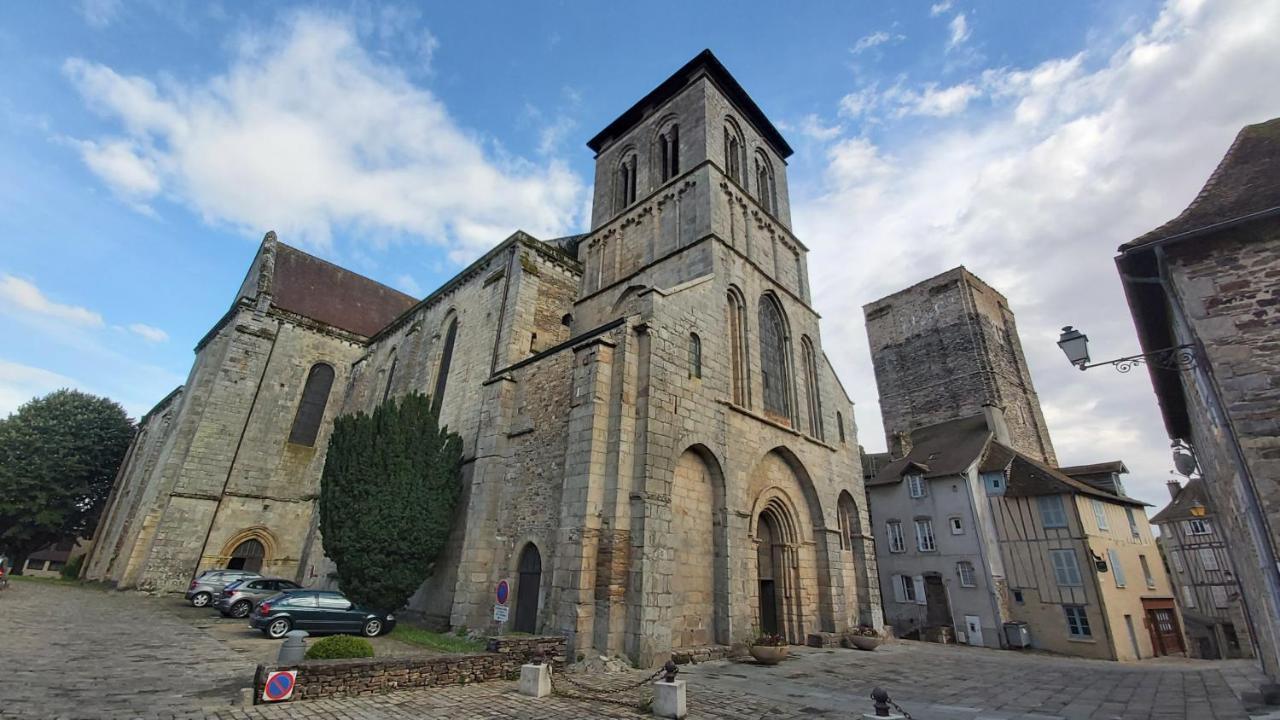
(748, 634, 789, 664)
(845, 625, 882, 651)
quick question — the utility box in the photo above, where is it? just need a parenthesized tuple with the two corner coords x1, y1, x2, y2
(1004, 622, 1032, 648)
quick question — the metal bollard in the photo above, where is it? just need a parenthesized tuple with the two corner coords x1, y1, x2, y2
(662, 660, 679, 683)
(277, 630, 309, 665)
(870, 687, 890, 716)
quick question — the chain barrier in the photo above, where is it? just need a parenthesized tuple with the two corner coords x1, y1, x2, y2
(888, 696, 914, 720)
(547, 663, 668, 711)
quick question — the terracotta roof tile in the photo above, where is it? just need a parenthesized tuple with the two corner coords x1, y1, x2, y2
(271, 243, 417, 338)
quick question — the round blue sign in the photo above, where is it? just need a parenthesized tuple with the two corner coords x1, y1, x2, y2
(264, 671, 295, 701)
(496, 579, 510, 605)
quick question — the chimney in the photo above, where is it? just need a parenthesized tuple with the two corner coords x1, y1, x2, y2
(1167, 479, 1182, 500)
(889, 431, 913, 460)
(982, 403, 1011, 446)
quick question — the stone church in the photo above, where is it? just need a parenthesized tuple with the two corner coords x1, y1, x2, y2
(84, 50, 883, 664)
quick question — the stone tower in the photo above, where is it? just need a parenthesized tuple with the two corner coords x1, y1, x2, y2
(864, 266, 1057, 465)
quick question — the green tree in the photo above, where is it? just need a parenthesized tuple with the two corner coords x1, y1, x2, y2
(319, 392, 463, 614)
(0, 389, 135, 574)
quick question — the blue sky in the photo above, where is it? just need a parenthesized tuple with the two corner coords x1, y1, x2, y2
(2, 0, 1277, 508)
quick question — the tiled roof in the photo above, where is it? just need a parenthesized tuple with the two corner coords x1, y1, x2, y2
(271, 242, 417, 338)
(868, 415, 992, 487)
(1151, 477, 1210, 525)
(1004, 453, 1149, 508)
(1058, 461, 1129, 476)
(1121, 117, 1280, 250)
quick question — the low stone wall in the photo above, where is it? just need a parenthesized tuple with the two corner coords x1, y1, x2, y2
(253, 635, 565, 704)
(670, 645, 738, 664)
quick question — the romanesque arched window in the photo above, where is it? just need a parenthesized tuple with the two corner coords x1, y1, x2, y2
(801, 336, 823, 440)
(837, 492, 859, 552)
(615, 150, 638, 212)
(689, 332, 702, 379)
(837, 412, 846, 444)
(755, 151, 778, 215)
(432, 317, 458, 412)
(657, 121, 680, 182)
(758, 294, 792, 421)
(727, 287, 749, 406)
(288, 363, 334, 447)
(382, 349, 398, 405)
(723, 119, 745, 184)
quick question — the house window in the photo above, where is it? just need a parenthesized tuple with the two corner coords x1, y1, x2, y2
(1039, 496, 1068, 529)
(1187, 519, 1211, 535)
(1171, 550, 1185, 573)
(1064, 606, 1092, 638)
(957, 561, 976, 587)
(758, 295, 792, 421)
(1050, 549, 1083, 587)
(1107, 548, 1126, 588)
(893, 575, 922, 604)
(688, 333, 702, 379)
(982, 471, 1005, 495)
(1012, 589, 1025, 604)
(1211, 585, 1230, 608)
(1182, 585, 1197, 608)
(1092, 499, 1109, 530)
(1199, 548, 1220, 571)
(907, 474, 927, 499)
(288, 363, 335, 447)
(949, 517, 964, 535)
(915, 519, 936, 552)
(886, 521, 905, 553)
(1126, 507, 1141, 538)
(1140, 554, 1156, 589)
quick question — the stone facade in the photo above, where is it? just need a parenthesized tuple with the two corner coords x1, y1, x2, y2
(864, 266, 1057, 465)
(85, 50, 881, 667)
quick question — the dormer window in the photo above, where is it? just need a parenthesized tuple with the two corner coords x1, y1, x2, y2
(615, 151, 638, 211)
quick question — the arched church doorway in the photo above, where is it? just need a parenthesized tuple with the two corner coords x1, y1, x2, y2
(756, 512, 781, 636)
(227, 538, 264, 573)
(514, 543, 542, 633)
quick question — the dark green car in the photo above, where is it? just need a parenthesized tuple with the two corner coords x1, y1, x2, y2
(249, 589, 395, 639)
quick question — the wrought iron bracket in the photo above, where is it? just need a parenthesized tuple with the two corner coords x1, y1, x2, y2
(1075, 344, 1198, 373)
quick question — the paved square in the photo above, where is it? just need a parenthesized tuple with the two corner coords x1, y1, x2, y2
(1, 580, 1274, 719)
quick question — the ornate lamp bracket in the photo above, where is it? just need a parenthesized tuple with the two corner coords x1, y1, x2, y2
(1077, 344, 1198, 373)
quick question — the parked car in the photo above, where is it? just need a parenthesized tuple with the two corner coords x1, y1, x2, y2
(185, 569, 261, 608)
(249, 590, 395, 639)
(215, 577, 302, 618)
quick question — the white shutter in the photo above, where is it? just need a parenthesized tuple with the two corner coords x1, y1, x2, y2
(1108, 549, 1126, 587)
(1182, 585, 1197, 608)
(1199, 548, 1220, 571)
(913, 575, 927, 605)
(892, 575, 905, 603)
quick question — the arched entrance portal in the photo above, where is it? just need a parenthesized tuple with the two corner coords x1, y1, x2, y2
(756, 512, 781, 635)
(514, 544, 542, 634)
(227, 539, 264, 573)
(755, 498, 803, 641)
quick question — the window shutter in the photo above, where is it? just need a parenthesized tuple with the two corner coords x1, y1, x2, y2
(1108, 549, 1126, 587)
(892, 575, 905, 603)
(913, 576, 926, 605)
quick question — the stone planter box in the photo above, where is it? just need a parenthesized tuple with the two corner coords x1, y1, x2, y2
(847, 636, 882, 651)
(748, 644, 789, 665)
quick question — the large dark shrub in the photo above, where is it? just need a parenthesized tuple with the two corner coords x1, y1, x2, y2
(304, 635, 374, 660)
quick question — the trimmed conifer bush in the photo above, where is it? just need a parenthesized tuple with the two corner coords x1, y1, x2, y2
(304, 635, 374, 660)
(319, 392, 463, 615)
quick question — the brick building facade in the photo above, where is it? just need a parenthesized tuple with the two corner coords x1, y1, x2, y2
(84, 50, 883, 666)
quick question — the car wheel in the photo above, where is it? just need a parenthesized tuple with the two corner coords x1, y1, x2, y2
(362, 619, 383, 637)
(266, 618, 292, 639)
(231, 600, 252, 619)
(191, 592, 212, 608)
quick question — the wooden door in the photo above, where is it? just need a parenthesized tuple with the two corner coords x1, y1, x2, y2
(1147, 608, 1184, 655)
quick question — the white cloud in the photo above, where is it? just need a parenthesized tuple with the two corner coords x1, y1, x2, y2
(0, 361, 76, 417)
(948, 13, 972, 50)
(797, 114, 844, 142)
(0, 275, 104, 327)
(797, 0, 1280, 507)
(128, 323, 169, 343)
(931, 2, 953, 17)
(78, 0, 121, 28)
(63, 12, 585, 263)
(910, 82, 981, 116)
(853, 32, 891, 55)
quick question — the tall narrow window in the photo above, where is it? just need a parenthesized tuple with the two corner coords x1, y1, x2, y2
(800, 336, 823, 440)
(615, 151, 637, 211)
(433, 318, 458, 412)
(957, 561, 976, 587)
(288, 363, 335, 446)
(915, 519, 936, 552)
(837, 493, 858, 551)
(758, 295, 792, 421)
(727, 288, 748, 406)
(688, 333, 702, 379)
(886, 521, 905, 553)
(1092, 499, 1110, 530)
(724, 121, 744, 184)
(1126, 507, 1141, 538)
(382, 352, 398, 405)
(658, 123, 680, 181)
(754, 150, 777, 215)
(1140, 554, 1156, 589)
(1108, 548, 1126, 587)
(837, 412, 846, 444)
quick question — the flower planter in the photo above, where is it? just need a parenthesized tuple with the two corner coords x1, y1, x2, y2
(848, 635, 881, 651)
(748, 644, 789, 665)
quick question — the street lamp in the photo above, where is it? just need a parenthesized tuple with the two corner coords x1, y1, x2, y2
(1189, 500, 1207, 518)
(1056, 326, 1198, 373)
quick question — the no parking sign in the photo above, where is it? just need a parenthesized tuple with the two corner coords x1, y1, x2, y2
(262, 670, 297, 703)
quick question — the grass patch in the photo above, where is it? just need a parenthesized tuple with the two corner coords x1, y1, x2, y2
(390, 625, 486, 654)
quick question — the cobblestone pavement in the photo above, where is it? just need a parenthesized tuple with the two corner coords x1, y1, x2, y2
(3, 581, 1277, 719)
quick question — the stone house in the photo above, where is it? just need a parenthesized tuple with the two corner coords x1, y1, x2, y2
(1154, 477, 1253, 659)
(866, 267, 1178, 659)
(84, 50, 883, 666)
(1116, 116, 1280, 692)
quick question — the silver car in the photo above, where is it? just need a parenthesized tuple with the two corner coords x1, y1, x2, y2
(185, 569, 261, 608)
(214, 577, 302, 618)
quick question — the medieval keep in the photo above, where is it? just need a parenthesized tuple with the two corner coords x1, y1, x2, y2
(864, 268, 1179, 660)
(83, 50, 883, 665)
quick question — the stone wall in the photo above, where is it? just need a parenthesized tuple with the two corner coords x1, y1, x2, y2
(253, 636, 566, 704)
(1165, 219, 1280, 679)
(864, 267, 1056, 465)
